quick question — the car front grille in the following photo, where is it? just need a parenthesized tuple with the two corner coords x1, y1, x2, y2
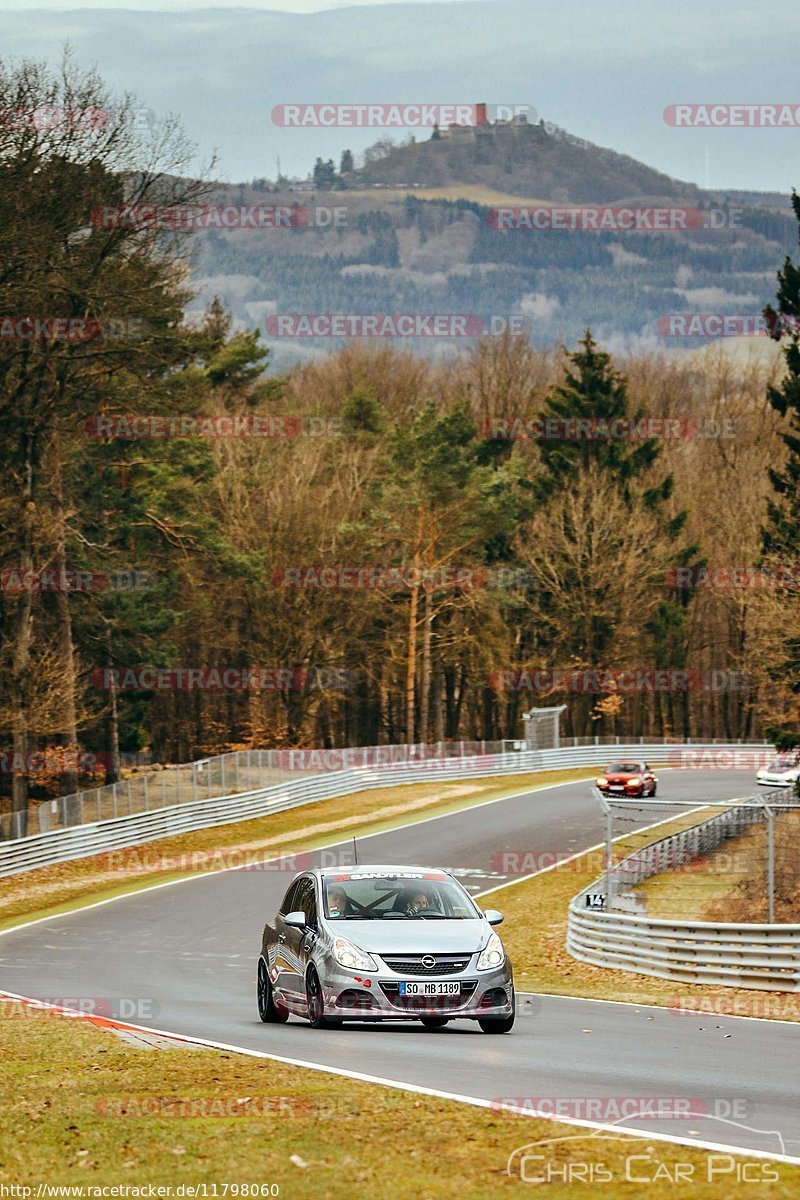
(381, 954, 472, 976)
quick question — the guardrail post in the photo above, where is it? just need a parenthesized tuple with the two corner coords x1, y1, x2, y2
(601, 795, 613, 911)
(143, 776, 149, 811)
(765, 801, 775, 924)
(221, 757, 226, 795)
(236, 752, 241, 792)
(192, 767, 197, 804)
(112, 782, 118, 818)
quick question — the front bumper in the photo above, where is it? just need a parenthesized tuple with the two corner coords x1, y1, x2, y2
(319, 953, 514, 1021)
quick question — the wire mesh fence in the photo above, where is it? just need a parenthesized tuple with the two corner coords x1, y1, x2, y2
(0, 734, 771, 841)
(595, 789, 800, 924)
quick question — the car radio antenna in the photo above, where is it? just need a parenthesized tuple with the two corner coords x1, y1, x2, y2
(353, 836, 359, 866)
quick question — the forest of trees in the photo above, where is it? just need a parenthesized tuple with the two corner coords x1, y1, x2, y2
(195, 188, 798, 354)
(1, 58, 799, 832)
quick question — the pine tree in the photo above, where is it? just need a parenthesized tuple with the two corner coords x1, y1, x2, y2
(521, 331, 697, 738)
(763, 192, 800, 558)
(534, 331, 662, 502)
(761, 191, 800, 744)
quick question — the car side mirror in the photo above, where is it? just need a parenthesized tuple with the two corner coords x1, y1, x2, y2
(483, 909, 504, 926)
(284, 910, 307, 929)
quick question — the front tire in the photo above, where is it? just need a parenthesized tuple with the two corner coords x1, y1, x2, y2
(305, 966, 341, 1029)
(478, 1012, 515, 1034)
(257, 958, 288, 1024)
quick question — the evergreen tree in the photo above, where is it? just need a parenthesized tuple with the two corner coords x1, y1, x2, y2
(312, 157, 337, 190)
(763, 192, 800, 559)
(519, 331, 697, 737)
(534, 332, 664, 504)
(761, 191, 800, 743)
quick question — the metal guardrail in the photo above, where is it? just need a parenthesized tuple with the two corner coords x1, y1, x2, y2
(2, 734, 768, 840)
(567, 790, 800, 991)
(0, 742, 769, 879)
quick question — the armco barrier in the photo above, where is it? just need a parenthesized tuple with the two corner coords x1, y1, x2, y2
(567, 790, 800, 991)
(0, 742, 769, 879)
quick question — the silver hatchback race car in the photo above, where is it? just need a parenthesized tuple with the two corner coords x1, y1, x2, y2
(257, 865, 515, 1033)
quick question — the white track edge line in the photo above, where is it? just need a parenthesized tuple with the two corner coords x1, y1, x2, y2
(0, 988, 797, 1167)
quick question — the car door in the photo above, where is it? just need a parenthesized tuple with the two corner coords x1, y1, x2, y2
(297, 876, 320, 993)
(282, 876, 315, 1001)
(272, 879, 300, 1002)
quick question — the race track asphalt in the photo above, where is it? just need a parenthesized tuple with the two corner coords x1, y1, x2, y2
(2, 768, 798, 1160)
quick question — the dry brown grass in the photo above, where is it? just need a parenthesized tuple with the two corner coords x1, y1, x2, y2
(2, 998, 797, 1196)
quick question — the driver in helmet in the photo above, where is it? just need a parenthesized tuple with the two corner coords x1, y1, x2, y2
(405, 887, 431, 916)
(327, 886, 348, 919)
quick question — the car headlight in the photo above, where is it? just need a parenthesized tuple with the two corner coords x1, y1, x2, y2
(477, 932, 505, 971)
(627, 776, 641, 786)
(332, 936, 378, 973)
(596, 777, 608, 786)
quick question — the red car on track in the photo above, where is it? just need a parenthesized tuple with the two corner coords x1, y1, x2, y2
(595, 760, 657, 797)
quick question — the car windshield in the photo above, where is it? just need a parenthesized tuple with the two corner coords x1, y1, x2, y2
(608, 763, 642, 774)
(322, 872, 480, 920)
(768, 756, 797, 771)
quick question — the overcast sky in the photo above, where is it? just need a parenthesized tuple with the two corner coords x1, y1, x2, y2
(2, 1, 798, 190)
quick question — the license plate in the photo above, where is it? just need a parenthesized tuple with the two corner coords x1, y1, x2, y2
(398, 981, 461, 996)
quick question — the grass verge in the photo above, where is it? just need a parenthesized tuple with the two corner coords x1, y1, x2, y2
(1, 999, 796, 1196)
(0, 768, 595, 932)
(490, 811, 800, 1021)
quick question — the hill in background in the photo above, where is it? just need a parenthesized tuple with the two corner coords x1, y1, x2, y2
(187, 123, 795, 365)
